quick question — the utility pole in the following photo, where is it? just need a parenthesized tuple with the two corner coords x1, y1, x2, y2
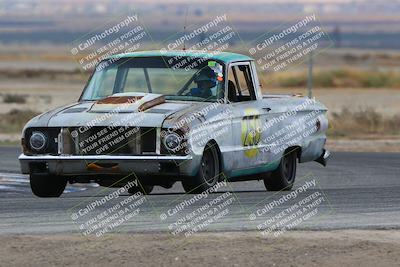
(308, 50, 313, 99)
(183, 7, 188, 51)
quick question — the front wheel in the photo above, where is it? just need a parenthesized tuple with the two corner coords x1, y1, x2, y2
(182, 144, 220, 194)
(264, 150, 297, 191)
(30, 174, 67, 197)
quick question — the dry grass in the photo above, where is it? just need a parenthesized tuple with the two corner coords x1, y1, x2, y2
(260, 69, 400, 89)
(2, 94, 27, 104)
(0, 69, 89, 82)
(0, 109, 39, 133)
(329, 107, 400, 137)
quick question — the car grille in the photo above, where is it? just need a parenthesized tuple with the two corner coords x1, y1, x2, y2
(25, 127, 158, 155)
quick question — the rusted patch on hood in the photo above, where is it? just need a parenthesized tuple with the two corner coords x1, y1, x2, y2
(138, 95, 165, 112)
(96, 96, 143, 104)
(90, 93, 166, 113)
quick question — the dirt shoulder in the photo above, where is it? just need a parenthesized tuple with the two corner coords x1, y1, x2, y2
(1, 230, 400, 267)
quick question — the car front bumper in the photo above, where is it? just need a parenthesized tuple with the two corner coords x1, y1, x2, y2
(19, 154, 199, 177)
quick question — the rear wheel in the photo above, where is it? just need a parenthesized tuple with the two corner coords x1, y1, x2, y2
(182, 144, 220, 194)
(30, 174, 67, 197)
(264, 150, 297, 191)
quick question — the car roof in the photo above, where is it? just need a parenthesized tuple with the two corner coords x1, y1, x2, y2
(106, 50, 253, 64)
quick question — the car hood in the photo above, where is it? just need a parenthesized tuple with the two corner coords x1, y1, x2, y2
(26, 93, 204, 129)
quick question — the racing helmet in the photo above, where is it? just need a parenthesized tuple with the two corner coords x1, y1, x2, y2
(194, 67, 217, 89)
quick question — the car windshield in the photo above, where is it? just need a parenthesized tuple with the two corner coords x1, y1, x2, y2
(81, 56, 225, 102)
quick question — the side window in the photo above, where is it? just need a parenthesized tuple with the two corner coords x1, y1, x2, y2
(227, 64, 256, 102)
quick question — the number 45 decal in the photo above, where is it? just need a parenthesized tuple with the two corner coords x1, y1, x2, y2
(241, 108, 262, 158)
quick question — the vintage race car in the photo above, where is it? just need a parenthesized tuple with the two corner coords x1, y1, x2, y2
(19, 51, 330, 197)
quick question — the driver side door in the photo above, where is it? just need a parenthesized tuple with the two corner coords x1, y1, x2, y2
(225, 61, 267, 175)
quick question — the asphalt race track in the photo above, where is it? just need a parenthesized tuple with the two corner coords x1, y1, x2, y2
(1, 146, 399, 235)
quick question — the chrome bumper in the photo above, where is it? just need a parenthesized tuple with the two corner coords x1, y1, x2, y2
(314, 149, 331, 167)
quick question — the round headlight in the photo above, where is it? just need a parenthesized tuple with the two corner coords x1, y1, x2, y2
(164, 132, 181, 152)
(30, 131, 47, 151)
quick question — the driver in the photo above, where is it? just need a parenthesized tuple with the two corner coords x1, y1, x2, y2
(189, 67, 217, 98)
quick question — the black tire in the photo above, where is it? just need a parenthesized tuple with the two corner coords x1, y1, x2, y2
(128, 185, 154, 195)
(264, 150, 297, 191)
(182, 143, 220, 194)
(30, 174, 67, 197)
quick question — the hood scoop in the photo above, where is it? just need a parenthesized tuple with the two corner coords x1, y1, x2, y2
(89, 93, 165, 113)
